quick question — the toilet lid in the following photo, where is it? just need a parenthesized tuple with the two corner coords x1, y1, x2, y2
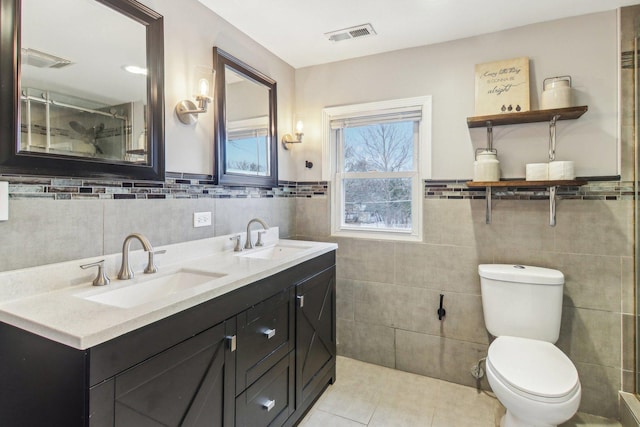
(488, 336, 579, 400)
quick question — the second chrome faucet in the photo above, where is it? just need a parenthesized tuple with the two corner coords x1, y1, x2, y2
(244, 218, 269, 250)
(118, 233, 165, 280)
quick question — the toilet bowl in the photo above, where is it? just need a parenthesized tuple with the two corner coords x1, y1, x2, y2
(478, 264, 581, 427)
(486, 336, 581, 427)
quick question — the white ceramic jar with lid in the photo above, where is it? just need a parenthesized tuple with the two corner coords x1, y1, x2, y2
(540, 76, 572, 110)
(474, 149, 500, 182)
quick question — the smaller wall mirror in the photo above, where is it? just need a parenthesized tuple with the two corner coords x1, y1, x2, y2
(214, 48, 277, 187)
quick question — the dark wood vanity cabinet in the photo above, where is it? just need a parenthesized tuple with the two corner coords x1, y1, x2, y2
(0, 251, 336, 427)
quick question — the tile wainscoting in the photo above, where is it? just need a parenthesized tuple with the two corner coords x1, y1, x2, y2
(0, 174, 633, 419)
(294, 179, 633, 420)
(0, 173, 327, 271)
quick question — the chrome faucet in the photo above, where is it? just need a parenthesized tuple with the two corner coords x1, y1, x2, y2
(118, 233, 163, 280)
(244, 218, 269, 250)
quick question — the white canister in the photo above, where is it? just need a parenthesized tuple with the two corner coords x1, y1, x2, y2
(540, 76, 572, 110)
(474, 149, 500, 182)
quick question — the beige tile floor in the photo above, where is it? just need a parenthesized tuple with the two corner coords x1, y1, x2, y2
(298, 356, 622, 427)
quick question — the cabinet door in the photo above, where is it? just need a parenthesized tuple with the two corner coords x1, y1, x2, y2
(295, 266, 336, 407)
(113, 320, 236, 427)
(90, 379, 114, 427)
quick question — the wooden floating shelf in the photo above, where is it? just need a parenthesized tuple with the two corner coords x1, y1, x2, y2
(467, 106, 588, 128)
(466, 179, 587, 188)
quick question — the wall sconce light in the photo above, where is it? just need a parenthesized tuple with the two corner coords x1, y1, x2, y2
(282, 120, 304, 150)
(175, 66, 215, 125)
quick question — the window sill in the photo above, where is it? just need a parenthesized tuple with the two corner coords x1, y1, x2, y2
(331, 229, 422, 242)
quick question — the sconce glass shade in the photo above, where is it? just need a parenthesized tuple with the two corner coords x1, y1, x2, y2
(282, 119, 304, 150)
(176, 66, 215, 125)
(198, 78, 210, 97)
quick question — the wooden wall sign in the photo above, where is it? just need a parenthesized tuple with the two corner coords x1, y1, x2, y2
(475, 57, 530, 116)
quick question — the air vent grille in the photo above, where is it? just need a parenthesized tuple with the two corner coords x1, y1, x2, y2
(325, 23, 377, 43)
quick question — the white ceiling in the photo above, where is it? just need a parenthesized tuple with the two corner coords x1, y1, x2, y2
(22, 0, 147, 105)
(198, 0, 640, 69)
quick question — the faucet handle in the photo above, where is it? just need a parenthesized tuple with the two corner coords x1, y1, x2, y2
(230, 235, 243, 252)
(80, 260, 110, 287)
(144, 249, 166, 274)
(256, 230, 267, 247)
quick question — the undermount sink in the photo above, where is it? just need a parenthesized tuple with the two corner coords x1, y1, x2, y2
(76, 269, 226, 309)
(238, 243, 312, 260)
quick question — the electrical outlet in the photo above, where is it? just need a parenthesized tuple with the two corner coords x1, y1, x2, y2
(193, 211, 212, 228)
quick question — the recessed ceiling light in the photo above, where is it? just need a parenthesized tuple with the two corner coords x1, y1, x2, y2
(21, 48, 73, 69)
(123, 65, 147, 75)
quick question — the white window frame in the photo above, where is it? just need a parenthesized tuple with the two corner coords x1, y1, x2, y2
(322, 96, 432, 241)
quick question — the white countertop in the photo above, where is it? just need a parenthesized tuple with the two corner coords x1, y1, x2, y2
(0, 228, 337, 350)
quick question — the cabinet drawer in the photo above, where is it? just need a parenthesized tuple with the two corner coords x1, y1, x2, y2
(235, 353, 294, 427)
(236, 289, 293, 391)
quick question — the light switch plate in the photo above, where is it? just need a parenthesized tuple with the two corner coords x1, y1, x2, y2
(0, 181, 8, 221)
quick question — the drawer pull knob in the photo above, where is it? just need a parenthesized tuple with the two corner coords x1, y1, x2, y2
(263, 399, 276, 412)
(263, 328, 276, 339)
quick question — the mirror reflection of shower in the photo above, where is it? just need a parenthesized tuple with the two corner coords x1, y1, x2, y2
(19, 88, 146, 163)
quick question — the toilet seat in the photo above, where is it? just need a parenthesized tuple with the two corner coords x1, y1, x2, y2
(487, 336, 580, 403)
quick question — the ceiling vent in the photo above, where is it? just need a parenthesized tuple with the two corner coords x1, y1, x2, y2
(21, 48, 73, 69)
(325, 23, 377, 43)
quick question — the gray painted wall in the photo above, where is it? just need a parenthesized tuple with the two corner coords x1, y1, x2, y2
(293, 12, 619, 181)
(137, 0, 297, 179)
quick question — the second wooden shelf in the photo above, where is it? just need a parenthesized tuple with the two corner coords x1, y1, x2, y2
(465, 180, 587, 226)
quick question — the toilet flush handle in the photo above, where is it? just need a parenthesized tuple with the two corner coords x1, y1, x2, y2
(437, 294, 446, 321)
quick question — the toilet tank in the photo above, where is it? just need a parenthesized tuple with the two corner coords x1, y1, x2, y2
(479, 264, 565, 343)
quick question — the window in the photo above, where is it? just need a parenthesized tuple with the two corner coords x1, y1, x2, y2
(322, 97, 432, 241)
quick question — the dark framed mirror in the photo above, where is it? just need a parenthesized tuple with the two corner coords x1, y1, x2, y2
(214, 47, 277, 188)
(0, 0, 165, 180)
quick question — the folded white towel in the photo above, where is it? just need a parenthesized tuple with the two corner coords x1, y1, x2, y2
(525, 163, 548, 181)
(548, 161, 575, 180)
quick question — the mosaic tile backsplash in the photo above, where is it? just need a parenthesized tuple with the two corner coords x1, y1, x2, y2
(0, 172, 328, 200)
(0, 173, 630, 201)
(424, 179, 632, 201)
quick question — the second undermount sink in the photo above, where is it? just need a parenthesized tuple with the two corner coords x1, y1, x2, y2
(76, 269, 226, 309)
(238, 243, 312, 260)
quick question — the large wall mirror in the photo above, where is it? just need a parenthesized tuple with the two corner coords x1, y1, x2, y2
(0, 0, 165, 180)
(214, 48, 277, 188)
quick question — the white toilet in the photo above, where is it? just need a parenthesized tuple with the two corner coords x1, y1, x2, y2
(478, 264, 581, 427)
